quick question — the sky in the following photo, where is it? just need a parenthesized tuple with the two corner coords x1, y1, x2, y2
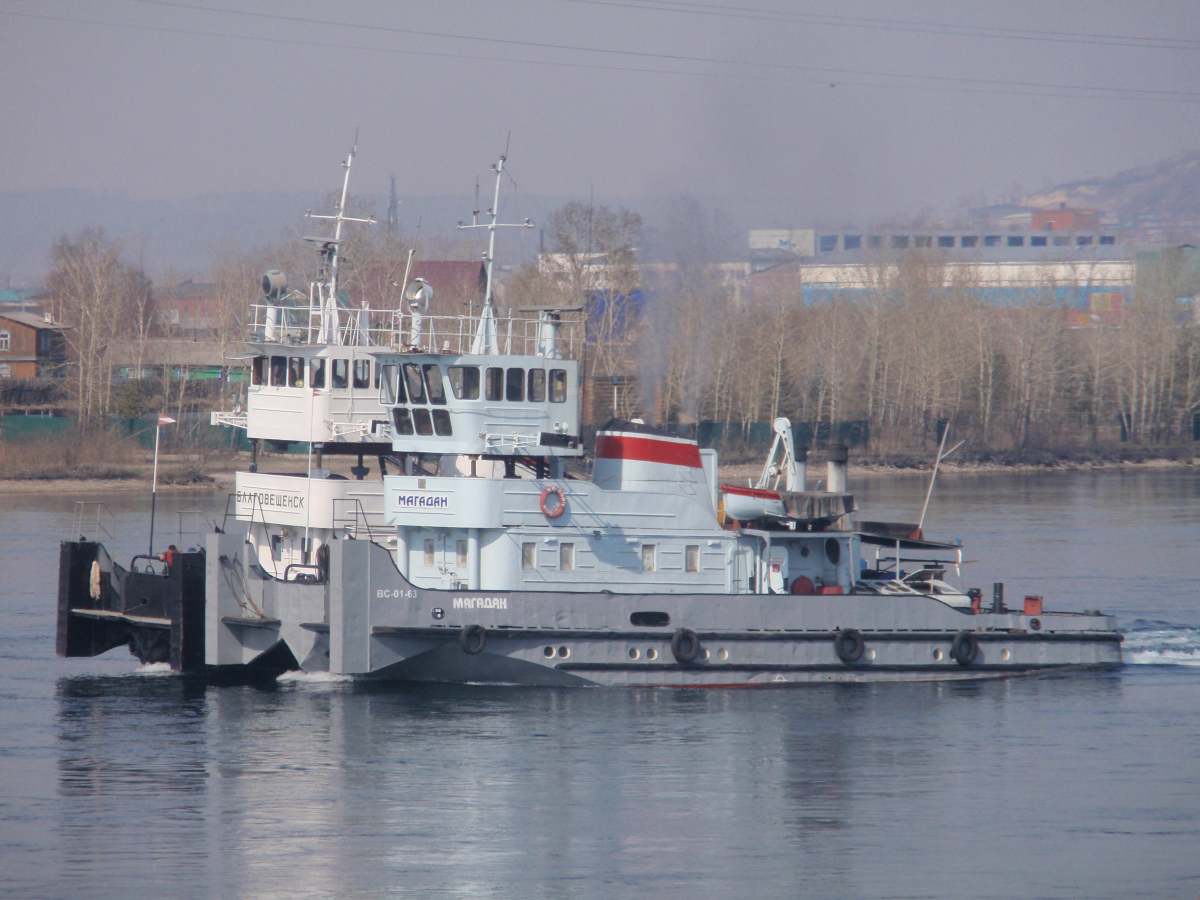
(2, 0, 1200, 235)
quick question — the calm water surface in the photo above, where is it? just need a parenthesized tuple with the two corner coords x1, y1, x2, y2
(1, 470, 1198, 899)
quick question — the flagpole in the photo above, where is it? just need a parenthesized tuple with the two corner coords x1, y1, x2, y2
(149, 417, 161, 556)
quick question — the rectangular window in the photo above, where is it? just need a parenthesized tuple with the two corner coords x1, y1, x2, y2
(937, 236, 955, 248)
(1031, 235, 1047, 247)
(522, 543, 536, 570)
(506, 368, 525, 402)
(431, 408, 453, 436)
(288, 357, 304, 387)
(914, 235, 932, 248)
(457, 540, 468, 569)
(1077, 235, 1093, 246)
(424, 540, 435, 567)
(1007, 236, 1025, 247)
(819, 235, 837, 252)
(412, 408, 433, 436)
(960, 235, 978, 248)
(403, 363, 426, 404)
(310, 358, 325, 389)
(560, 543, 575, 571)
(685, 545, 699, 573)
(485, 367, 504, 401)
(1099, 235, 1116, 245)
(332, 359, 348, 389)
(891, 235, 909, 249)
(1054, 236, 1070, 246)
(843, 235, 862, 250)
(353, 359, 370, 389)
(549, 369, 567, 403)
(528, 368, 546, 402)
(270, 355, 287, 386)
(868, 235, 883, 248)
(448, 365, 480, 400)
(984, 235, 1001, 247)
(642, 544, 656, 572)
(423, 364, 446, 404)
(391, 408, 414, 435)
(378, 364, 398, 404)
(251, 357, 264, 385)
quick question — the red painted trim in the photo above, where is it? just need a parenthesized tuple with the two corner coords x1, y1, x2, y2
(720, 485, 782, 500)
(595, 434, 702, 468)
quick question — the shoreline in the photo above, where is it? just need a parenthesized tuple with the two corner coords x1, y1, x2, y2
(0, 454, 1194, 494)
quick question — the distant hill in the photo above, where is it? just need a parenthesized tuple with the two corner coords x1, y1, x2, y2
(1023, 148, 1200, 239)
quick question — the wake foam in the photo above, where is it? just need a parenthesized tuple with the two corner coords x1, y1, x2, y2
(276, 670, 354, 685)
(133, 662, 175, 676)
(1123, 620, 1200, 666)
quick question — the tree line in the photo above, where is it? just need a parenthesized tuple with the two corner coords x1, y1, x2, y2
(34, 197, 1200, 452)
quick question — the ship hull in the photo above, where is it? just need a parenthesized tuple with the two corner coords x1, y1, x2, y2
(204, 534, 1122, 686)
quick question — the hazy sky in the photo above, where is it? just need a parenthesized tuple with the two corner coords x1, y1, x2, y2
(3, 0, 1200, 226)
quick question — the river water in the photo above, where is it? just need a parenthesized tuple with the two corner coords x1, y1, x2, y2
(1, 469, 1198, 899)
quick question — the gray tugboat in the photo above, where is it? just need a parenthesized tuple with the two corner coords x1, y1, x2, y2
(56, 150, 1123, 685)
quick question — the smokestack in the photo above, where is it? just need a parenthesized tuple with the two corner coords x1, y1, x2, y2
(826, 444, 848, 493)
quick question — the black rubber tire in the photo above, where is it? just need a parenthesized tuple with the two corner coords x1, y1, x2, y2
(834, 628, 866, 663)
(670, 628, 701, 663)
(459, 623, 487, 655)
(951, 631, 979, 666)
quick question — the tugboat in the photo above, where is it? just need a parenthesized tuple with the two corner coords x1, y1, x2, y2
(56, 150, 1123, 685)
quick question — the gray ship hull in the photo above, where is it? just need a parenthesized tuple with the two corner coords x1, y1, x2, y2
(207, 534, 1123, 686)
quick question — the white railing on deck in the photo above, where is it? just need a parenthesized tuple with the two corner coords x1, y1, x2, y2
(247, 303, 584, 358)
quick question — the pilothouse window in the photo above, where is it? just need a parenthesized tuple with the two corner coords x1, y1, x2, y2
(412, 408, 433, 436)
(423, 365, 446, 405)
(287, 357, 304, 387)
(378, 364, 398, 405)
(332, 359, 348, 390)
(404, 364, 426, 404)
(485, 367, 503, 401)
(528, 369, 546, 402)
(506, 368, 525, 402)
(251, 357, 264, 386)
(448, 366, 480, 400)
(391, 408, 414, 435)
(270, 356, 287, 386)
(310, 358, 325, 389)
(549, 369, 568, 403)
(431, 408, 453, 436)
(353, 359, 370, 389)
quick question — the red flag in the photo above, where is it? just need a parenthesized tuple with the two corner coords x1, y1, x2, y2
(158, 415, 176, 426)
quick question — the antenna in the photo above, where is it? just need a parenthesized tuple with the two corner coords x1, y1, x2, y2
(457, 148, 533, 354)
(304, 144, 376, 343)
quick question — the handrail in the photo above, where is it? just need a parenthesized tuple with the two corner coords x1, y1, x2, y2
(72, 501, 116, 544)
(283, 563, 325, 584)
(129, 554, 169, 576)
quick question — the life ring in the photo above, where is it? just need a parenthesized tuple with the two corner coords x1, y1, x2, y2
(671, 627, 701, 663)
(951, 631, 979, 666)
(834, 628, 865, 663)
(791, 576, 815, 595)
(539, 485, 567, 519)
(460, 623, 487, 655)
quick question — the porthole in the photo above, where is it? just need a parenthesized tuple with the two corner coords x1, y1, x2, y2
(647, 648, 658, 661)
(933, 648, 943, 661)
(557, 646, 570, 659)
(800, 545, 810, 558)
(543, 646, 555, 658)
(866, 649, 876, 661)
(825, 538, 841, 565)
(717, 648, 729, 661)
(1001, 649, 1011, 661)
(700, 648, 710, 661)
(628, 648, 640, 660)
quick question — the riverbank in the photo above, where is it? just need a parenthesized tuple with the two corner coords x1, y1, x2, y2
(1, 445, 1194, 494)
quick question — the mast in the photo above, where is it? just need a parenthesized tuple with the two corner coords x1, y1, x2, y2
(457, 152, 533, 354)
(306, 145, 375, 344)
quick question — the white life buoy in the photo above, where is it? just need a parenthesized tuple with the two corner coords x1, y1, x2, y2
(539, 485, 567, 519)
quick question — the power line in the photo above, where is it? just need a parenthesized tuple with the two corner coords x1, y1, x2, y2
(5, 3, 1198, 103)
(558, 0, 1200, 51)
